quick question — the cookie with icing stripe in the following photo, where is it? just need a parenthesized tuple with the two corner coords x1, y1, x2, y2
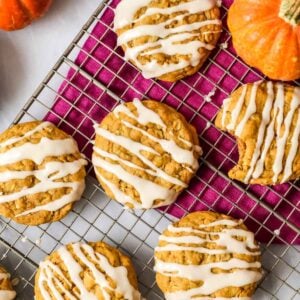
(35, 241, 141, 300)
(114, 0, 222, 82)
(92, 99, 201, 209)
(215, 81, 300, 185)
(0, 266, 16, 300)
(154, 211, 263, 299)
(0, 121, 87, 225)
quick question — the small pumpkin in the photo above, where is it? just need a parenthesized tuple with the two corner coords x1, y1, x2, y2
(228, 0, 300, 81)
(0, 0, 52, 31)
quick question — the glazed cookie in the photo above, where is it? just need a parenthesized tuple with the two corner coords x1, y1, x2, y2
(92, 99, 201, 209)
(215, 81, 300, 185)
(114, 0, 222, 81)
(0, 266, 16, 300)
(35, 241, 141, 300)
(0, 121, 87, 225)
(154, 211, 263, 299)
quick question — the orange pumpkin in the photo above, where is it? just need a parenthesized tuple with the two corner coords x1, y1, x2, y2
(0, 0, 52, 31)
(228, 0, 300, 81)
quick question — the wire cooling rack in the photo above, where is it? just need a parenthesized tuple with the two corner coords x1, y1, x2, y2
(0, 0, 299, 299)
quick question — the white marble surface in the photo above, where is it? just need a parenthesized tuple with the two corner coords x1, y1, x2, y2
(0, 0, 101, 131)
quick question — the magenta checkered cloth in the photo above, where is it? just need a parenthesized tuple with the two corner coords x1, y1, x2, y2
(45, 0, 300, 244)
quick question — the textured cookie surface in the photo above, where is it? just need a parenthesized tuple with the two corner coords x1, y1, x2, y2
(35, 241, 141, 300)
(215, 81, 300, 185)
(92, 99, 201, 209)
(154, 211, 262, 299)
(0, 266, 16, 300)
(0, 121, 87, 225)
(114, 0, 221, 81)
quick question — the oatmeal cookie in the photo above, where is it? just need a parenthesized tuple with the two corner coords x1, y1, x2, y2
(215, 81, 300, 185)
(0, 266, 16, 300)
(35, 241, 141, 300)
(154, 211, 263, 299)
(0, 121, 87, 225)
(114, 0, 222, 81)
(92, 100, 201, 209)
(92, 99, 201, 209)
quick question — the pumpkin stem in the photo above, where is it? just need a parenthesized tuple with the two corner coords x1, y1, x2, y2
(279, 0, 300, 25)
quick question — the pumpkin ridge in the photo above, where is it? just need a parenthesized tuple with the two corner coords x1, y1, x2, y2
(230, 15, 277, 33)
(263, 26, 294, 79)
(232, 19, 280, 56)
(17, 0, 33, 19)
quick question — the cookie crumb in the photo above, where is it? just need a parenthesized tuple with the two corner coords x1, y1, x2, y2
(21, 236, 28, 243)
(35, 239, 41, 246)
(11, 277, 20, 286)
(205, 122, 211, 130)
(274, 229, 280, 236)
(204, 89, 216, 102)
(220, 42, 228, 49)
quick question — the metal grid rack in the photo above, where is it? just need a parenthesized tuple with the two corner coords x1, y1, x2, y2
(0, 0, 299, 299)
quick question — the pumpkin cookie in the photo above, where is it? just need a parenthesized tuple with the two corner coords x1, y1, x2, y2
(0, 266, 16, 300)
(114, 0, 222, 81)
(0, 121, 87, 225)
(154, 211, 263, 299)
(92, 99, 201, 209)
(215, 81, 300, 185)
(35, 241, 141, 300)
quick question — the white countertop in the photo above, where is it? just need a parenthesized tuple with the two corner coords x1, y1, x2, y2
(0, 0, 101, 131)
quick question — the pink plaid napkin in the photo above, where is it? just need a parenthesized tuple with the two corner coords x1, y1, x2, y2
(45, 0, 299, 244)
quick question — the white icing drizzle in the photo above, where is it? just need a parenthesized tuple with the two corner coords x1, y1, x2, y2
(282, 101, 300, 182)
(115, 0, 221, 79)
(273, 87, 300, 182)
(114, 99, 166, 128)
(244, 81, 274, 183)
(114, 100, 200, 168)
(122, 121, 198, 168)
(0, 273, 16, 300)
(234, 82, 259, 137)
(0, 122, 87, 217)
(252, 84, 285, 179)
(223, 85, 248, 130)
(93, 155, 179, 209)
(38, 243, 141, 300)
(221, 82, 300, 183)
(0, 291, 16, 300)
(114, 0, 150, 29)
(220, 98, 230, 127)
(0, 137, 79, 165)
(0, 122, 50, 148)
(94, 145, 185, 187)
(93, 100, 199, 208)
(157, 222, 260, 255)
(0, 273, 10, 280)
(97, 173, 141, 208)
(156, 258, 261, 297)
(155, 218, 262, 299)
